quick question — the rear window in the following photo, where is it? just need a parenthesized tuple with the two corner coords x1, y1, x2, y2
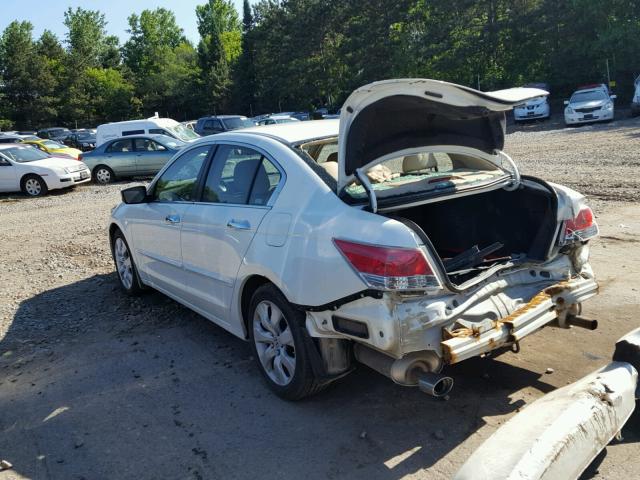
(299, 138, 507, 200)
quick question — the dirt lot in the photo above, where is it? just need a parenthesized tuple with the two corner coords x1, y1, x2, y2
(1, 117, 639, 480)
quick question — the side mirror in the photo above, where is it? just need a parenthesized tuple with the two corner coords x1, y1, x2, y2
(121, 185, 148, 204)
(610, 95, 617, 100)
(564, 100, 569, 105)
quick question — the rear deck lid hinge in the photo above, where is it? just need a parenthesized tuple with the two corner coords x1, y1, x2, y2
(354, 167, 377, 213)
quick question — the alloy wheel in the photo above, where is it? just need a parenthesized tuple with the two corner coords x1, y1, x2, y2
(114, 237, 133, 289)
(253, 300, 296, 386)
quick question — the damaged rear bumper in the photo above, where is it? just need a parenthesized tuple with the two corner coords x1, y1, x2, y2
(442, 276, 598, 364)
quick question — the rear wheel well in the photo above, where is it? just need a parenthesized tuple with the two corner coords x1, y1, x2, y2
(109, 224, 121, 249)
(240, 275, 271, 337)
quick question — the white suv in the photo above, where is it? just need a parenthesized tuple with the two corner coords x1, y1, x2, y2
(564, 84, 616, 125)
(109, 79, 599, 400)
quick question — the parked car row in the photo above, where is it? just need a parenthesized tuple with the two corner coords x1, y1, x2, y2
(513, 81, 629, 126)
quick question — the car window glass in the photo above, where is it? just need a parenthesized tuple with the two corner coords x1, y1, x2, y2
(202, 145, 280, 206)
(148, 128, 167, 136)
(107, 139, 132, 153)
(134, 139, 166, 152)
(122, 129, 145, 136)
(153, 146, 210, 202)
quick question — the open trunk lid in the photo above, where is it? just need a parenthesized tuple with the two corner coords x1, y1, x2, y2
(337, 79, 548, 192)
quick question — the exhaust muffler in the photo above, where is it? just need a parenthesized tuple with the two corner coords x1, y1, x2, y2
(354, 344, 454, 397)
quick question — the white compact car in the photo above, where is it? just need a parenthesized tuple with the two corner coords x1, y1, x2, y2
(0, 144, 91, 196)
(564, 85, 616, 125)
(513, 83, 550, 122)
(109, 79, 600, 400)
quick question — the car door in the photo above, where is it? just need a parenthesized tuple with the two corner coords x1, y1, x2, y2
(104, 139, 136, 176)
(0, 156, 18, 192)
(180, 144, 284, 326)
(133, 138, 171, 175)
(129, 145, 212, 296)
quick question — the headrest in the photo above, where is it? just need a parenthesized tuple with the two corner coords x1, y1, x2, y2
(402, 153, 437, 173)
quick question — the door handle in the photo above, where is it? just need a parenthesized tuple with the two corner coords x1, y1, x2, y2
(227, 219, 251, 230)
(165, 214, 181, 225)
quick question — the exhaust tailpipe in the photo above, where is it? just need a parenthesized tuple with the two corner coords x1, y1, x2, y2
(418, 372, 454, 398)
(567, 315, 598, 330)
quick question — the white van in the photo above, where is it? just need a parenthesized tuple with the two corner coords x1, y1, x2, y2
(96, 117, 200, 146)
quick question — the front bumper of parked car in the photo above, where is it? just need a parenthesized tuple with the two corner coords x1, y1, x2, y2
(565, 106, 613, 124)
(47, 168, 92, 189)
(514, 104, 550, 121)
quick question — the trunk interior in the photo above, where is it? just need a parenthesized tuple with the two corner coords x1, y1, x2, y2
(392, 181, 558, 285)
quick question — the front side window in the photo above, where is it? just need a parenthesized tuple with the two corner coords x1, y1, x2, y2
(202, 145, 281, 206)
(107, 139, 133, 153)
(153, 146, 211, 202)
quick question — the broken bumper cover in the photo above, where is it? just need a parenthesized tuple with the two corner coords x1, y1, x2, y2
(454, 361, 637, 480)
(442, 276, 598, 364)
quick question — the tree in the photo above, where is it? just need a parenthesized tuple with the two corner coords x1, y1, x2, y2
(196, 0, 241, 111)
(123, 8, 200, 119)
(0, 21, 61, 128)
(233, 0, 257, 114)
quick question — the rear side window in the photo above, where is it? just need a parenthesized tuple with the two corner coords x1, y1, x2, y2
(201, 145, 281, 205)
(153, 146, 211, 202)
(149, 128, 168, 136)
(122, 129, 145, 136)
(107, 139, 133, 153)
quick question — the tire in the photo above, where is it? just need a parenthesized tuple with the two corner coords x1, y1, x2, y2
(94, 165, 115, 184)
(249, 284, 325, 400)
(21, 174, 48, 197)
(111, 230, 145, 295)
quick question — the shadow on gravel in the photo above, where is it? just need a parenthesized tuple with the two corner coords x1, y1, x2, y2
(1, 275, 567, 480)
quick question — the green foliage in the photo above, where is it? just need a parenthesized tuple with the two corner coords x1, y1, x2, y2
(1, 1, 639, 129)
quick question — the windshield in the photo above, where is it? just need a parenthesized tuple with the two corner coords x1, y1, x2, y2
(43, 140, 64, 149)
(165, 123, 200, 142)
(221, 118, 255, 130)
(1, 146, 50, 163)
(300, 138, 507, 199)
(570, 91, 606, 103)
(77, 132, 94, 140)
(161, 137, 186, 149)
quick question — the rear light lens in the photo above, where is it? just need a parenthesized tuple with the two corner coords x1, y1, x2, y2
(561, 206, 598, 244)
(334, 239, 441, 291)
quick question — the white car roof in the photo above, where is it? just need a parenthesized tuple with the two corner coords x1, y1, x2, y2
(233, 119, 339, 144)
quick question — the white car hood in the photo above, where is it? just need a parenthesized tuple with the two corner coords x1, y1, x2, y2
(26, 157, 83, 170)
(568, 99, 607, 109)
(337, 78, 548, 191)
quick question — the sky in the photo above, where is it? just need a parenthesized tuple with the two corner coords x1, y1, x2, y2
(0, 0, 249, 44)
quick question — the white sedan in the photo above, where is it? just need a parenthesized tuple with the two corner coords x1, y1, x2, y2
(109, 79, 600, 400)
(564, 85, 616, 125)
(0, 144, 91, 196)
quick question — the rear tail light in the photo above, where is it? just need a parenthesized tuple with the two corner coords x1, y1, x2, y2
(333, 239, 442, 291)
(561, 206, 598, 244)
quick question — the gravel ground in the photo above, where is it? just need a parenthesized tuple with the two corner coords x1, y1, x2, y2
(0, 117, 639, 480)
